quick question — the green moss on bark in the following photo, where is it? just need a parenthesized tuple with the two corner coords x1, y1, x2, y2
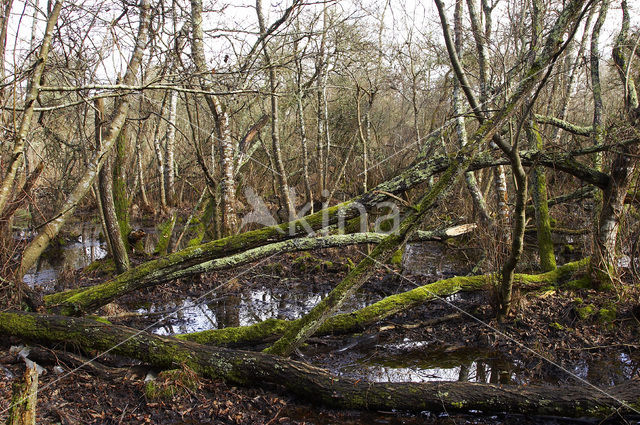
(177, 259, 588, 346)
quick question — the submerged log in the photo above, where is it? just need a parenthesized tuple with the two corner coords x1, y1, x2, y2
(0, 309, 637, 418)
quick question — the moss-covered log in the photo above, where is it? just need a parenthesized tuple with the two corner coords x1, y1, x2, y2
(534, 114, 593, 136)
(43, 139, 609, 315)
(44, 226, 475, 315)
(6, 363, 38, 425)
(0, 310, 635, 418)
(179, 259, 587, 346)
(266, 148, 475, 356)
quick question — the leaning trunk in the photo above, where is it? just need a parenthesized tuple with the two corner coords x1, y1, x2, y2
(0, 0, 62, 216)
(16, 0, 151, 279)
(96, 98, 130, 274)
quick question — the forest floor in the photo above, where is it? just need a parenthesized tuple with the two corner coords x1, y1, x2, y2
(1, 246, 639, 424)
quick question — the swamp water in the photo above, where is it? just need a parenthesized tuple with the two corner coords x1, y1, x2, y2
(22, 222, 158, 289)
(22, 231, 640, 423)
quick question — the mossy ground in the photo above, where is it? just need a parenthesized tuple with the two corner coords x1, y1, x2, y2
(144, 367, 200, 401)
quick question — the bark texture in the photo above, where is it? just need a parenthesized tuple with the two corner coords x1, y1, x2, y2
(96, 98, 130, 274)
(0, 310, 636, 418)
(6, 363, 38, 425)
(17, 0, 150, 279)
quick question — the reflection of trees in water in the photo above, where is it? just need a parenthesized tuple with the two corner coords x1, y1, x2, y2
(277, 290, 289, 320)
(212, 294, 240, 329)
(458, 363, 471, 382)
(476, 361, 487, 383)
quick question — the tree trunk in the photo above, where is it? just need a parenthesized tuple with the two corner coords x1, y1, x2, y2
(113, 128, 131, 250)
(6, 362, 38, 425)
(315, 5, 329, 197)
(136, 141, 151, 209)
(497, 138, 527, 320)
(592, 0, 639, 287)
(152, 114, 168, 209)
(0, 0, 61, 216)
(256, 0, 296, 219)
(1, 310, 636, 418)
(465, 0, 510, 233)
(527, 120, 556, 272)
(96, 98, 130, 274)
(0, 0, 14, 106)
(453, 0, 491, 226)
(190, 0, 238, 235)
(17, 0, 151, 279)
(164, 89, 178, 206)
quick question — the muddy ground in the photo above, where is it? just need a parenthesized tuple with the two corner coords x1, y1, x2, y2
(2, 246, 640, 424)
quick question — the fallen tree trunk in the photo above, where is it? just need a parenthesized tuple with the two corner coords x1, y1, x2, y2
(0, 309, 636, 418)
(44, 225, 477, 314)
(179, 258, 588, 346)
(43, 152, 465, 315)
(43, 139, 618, 315)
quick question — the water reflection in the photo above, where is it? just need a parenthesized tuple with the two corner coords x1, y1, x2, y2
(331, 342, 639, 387)
(402, 242, 482, 277)
(23, 223, 107, 288)
(338, 345, 519, 384)
(137, 285, 377, 336)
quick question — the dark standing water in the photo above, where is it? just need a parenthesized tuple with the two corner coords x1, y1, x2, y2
(22, 223, 108, 288)
(21, 227, 640, 423)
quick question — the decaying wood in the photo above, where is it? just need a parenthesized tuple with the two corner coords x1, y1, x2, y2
(43, 225, 476, 315)
(6, 362, 38, 425)
(0, 310, 637, 418)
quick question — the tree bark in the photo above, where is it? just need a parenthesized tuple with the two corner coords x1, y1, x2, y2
(0, 310, 636, 418)
(17, 0, 151, 279)
(0, 0, 14, 106)
(113, 128, 132, 249)
(0, 0, 62, 216)
(96, 98, 130, 274)
(592, 0, 640, 287)
(526, 120, 556, 272)
(453, 0, 492, 226)
(256, 0, 296, 220)
(6, 362, 38, 425)
(525, 1, 555, 273)
(164, 89, 178, 206)
(190, 0, 238, 235)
